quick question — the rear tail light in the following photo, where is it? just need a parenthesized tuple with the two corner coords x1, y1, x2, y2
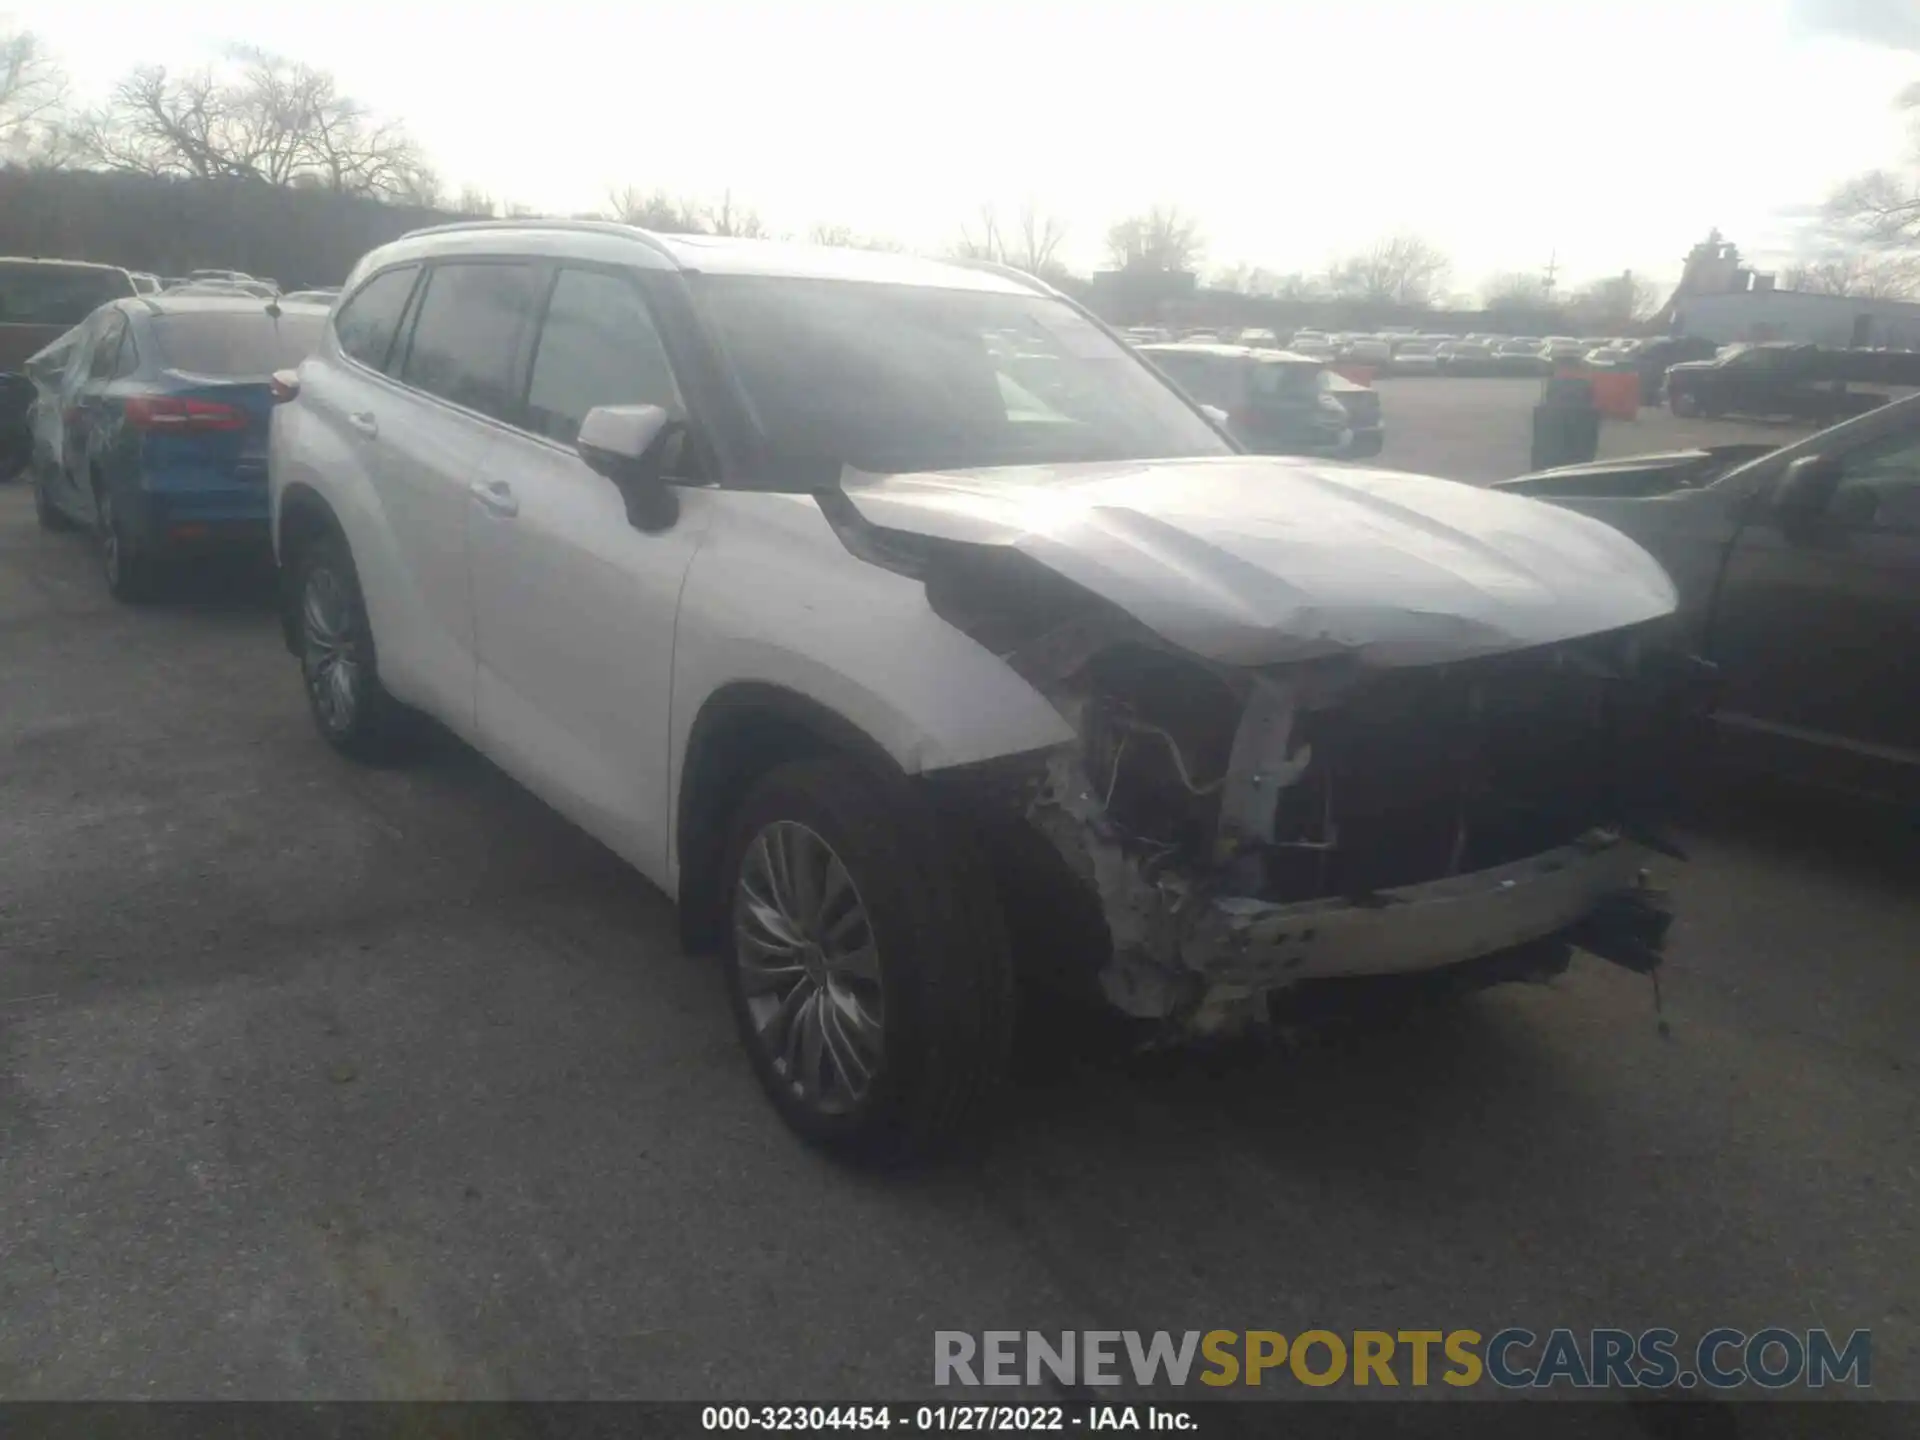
(124, 396, 248, 431)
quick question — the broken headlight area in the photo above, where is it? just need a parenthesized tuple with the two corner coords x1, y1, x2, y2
(904, 534, 1701, 1039)
(1011, 624, 1698, 1037)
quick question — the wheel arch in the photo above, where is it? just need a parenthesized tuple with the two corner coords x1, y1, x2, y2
(674, 681, 912, 957)
(275, 482, 348, 655)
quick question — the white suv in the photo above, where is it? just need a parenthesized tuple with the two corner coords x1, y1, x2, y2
(269, 221, 1689, 1160)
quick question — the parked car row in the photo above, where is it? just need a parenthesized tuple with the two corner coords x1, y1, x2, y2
(39, 222, 1866, 1165)
(1136, 342, 1384, 458)
(1123, 323, 1655, 376)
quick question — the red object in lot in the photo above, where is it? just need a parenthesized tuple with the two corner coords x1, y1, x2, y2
(123, 395, 248, 431)
(1557, 366, 1640, 420)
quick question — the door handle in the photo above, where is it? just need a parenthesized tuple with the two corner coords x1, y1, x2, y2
(346, 411, 379, 439)
(470, 479, 519, 518)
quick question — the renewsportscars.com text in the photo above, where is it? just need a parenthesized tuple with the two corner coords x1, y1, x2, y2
(933, 1328, 1871, 1391)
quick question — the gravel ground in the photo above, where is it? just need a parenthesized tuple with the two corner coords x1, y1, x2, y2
(1, 383, 1915, 1405)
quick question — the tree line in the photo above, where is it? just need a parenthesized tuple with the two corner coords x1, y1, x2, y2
(5, 26, 1913, 307)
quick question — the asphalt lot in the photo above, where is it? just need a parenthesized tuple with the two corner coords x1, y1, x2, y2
(2, 379, 1917, 1407)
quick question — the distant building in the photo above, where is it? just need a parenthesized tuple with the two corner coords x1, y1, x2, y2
(1657, 227, 1920, 348)
(1672, 291, 1920, 349)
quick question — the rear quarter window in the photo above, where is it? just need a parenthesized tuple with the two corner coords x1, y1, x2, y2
(333, 264, 420, 373)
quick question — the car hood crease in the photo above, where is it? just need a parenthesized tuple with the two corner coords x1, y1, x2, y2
(839, 456, 1679, 667)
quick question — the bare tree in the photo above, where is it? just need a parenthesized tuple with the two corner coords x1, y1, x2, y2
(808, 222, 902, 251)
(1009, 200, 1068, 276)
(1566, 271, 1663, 327)
(68, 52, 427, 199)
(1105, 205, 1204, 272)
(455, 185, 497, 217)
(705, 189, 766, 238)
(1325, 234, 1452, 307)
(1782, 249, 1920, 300)
(608, 185, 706, 233)
(1824, 81, 1920, 251)
(1212, 264, 1320, 299)
(1481, 271, 1546, 307)
(954, 203, 1005, 262)
(1, 29, 67, 157)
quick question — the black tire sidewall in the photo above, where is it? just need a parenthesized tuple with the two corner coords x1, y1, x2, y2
(96, 482, 152, 602)
(716, 756, 1013, 1161)
(292, 535, 401, 759)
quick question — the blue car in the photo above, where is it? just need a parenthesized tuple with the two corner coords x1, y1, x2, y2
(28, 293, 327, 600)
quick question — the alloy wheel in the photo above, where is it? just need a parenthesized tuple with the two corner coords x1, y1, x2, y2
(732, 820, 884, 1116)
(301, 563, 362, 733)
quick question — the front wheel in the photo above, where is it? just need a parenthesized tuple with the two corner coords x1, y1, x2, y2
(719, 756, 1015, 1163)
(291, 534, 417, 762)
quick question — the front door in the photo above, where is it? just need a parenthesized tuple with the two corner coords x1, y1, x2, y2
(1708, 413, 1920, 800)
(469, 265, 710, 877)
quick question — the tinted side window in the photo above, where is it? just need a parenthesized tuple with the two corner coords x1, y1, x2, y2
(400, 262, 541, 422)
(1831, 426, 1920, 535)
(333, 264, 419, 373)
(525, 268, 681, 445)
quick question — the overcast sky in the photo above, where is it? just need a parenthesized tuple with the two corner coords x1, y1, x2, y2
(19, 0, 1920, 293)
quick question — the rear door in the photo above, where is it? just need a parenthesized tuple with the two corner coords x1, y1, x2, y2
(1707, 411, 1920, 800)
(380, 259, 545, 733)
(62, 310, 132, 520)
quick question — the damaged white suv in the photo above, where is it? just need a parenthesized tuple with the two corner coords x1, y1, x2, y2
(270, 222, 1691, 1159)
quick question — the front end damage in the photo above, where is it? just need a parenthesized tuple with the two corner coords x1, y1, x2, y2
(910, 544, 1705, 1040)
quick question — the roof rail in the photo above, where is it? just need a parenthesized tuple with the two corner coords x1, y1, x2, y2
(941, 254, 1056, 298)
(397, 216, 678, 262)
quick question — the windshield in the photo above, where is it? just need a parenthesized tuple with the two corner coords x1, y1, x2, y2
(0, 264, 134, 327)
(691, 277, 1231, 480)
(151, 310, 328, 377)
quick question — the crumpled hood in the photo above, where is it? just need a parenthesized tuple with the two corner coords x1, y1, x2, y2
(841, 455, 1678, 667)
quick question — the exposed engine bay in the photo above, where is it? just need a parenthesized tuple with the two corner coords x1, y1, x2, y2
(906, 535, 1701, 1037)
(820, 459, 1705, 1038)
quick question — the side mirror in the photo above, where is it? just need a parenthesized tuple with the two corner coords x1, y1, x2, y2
(576, 404, 687, 531)
(1773, 453, 1842, 522)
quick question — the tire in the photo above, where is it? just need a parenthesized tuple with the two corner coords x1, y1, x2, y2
(95, 481, 159, 602)
(34, 471, 73, 531)
(718, 755, 1016, 1163)
(1670, 389, 1698, 418)
(290, 533, 417, 763)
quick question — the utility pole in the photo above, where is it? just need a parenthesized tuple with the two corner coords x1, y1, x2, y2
(1542, 249, 1559, 302)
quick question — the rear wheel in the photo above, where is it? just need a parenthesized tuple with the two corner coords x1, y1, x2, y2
(95, 482, 158, 602)
(718, 756, 1015, 1163)
(292, 534, 417, 762)
(1670, 389, 1698, 418)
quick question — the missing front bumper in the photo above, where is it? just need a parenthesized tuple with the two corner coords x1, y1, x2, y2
(1090, 828, 1664, 1023)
